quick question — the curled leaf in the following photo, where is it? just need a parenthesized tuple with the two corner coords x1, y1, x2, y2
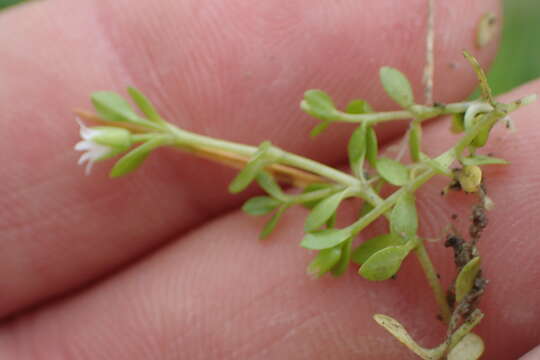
(455, 257, 481, 303)
(373, 314, 443, 360)
(447, 333, 484, 360)
(379, 67, 415, 108)
(359, 245, 409, 281)
(456, 165, 482, 193)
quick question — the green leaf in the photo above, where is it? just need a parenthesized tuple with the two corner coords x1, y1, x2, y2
(366, 127, 378, 167)
(376, 157, 409, 186)
(461, 154, 508, 166)
(300, 183, 334, 209)
(109, 136, 165, 178)
(307, 246, 342, 278)
(379, 67, 414, 108)
(301, 228, 351, 250)
(390, 191, 418, 238)
(242, 196, 281, 216)
(331, 237, 352, 276)
(127, 87, 164, 124)
(348, 123, 368, 177)
(448, 333, 484, 360)
(346, 99, 373, 114)
(420, 153, 452, 176)
(351, 233, 405, 265)
(304, 189, 348, 231)
(302, 89, 336, 121)
(463, 51, 493, 105)
(359, 245, 409, 281)
(259, 205, 287, 239)
(455, 257, 481, 303)
(451, 113, 466, 133)
(374, 314, 444, 359)
(229, 141, 272, 194)
(309, 121, 330, 137)
(256, 171, 287, 201)
(91, 91, 152, 127)
(408, 122, 422, 162)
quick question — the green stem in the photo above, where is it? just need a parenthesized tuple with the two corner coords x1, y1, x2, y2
(415, 242, 451, 323)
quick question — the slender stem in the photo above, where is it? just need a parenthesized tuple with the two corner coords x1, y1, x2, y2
(415, 242, 451, 323)
(333, 101, 476, 124)
(423, 0, 436, 105)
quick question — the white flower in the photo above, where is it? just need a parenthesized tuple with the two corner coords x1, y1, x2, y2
(74, 118, 132, 175)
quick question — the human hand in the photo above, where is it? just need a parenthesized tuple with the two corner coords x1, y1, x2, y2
(0, 0, 538, 358)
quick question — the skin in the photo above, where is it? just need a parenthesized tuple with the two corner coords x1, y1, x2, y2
(0, 0, 538, 358)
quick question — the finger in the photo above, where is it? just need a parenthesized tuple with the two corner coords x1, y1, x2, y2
(0, 0, 500, 317)
(1, 81, 538, 358)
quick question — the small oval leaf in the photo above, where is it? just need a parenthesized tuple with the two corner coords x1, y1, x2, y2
(390, 191, 418, 238)
(359, 245, 410, 281)
(331, 237, 352, 276)
(109, 137, 165, 178)
(346, 99, 373, 114)
(242, 196, 281, 216)
(309, 121, 330, 137)
(256, 171, 287, 201)
(300, 183, 334, 209)
(304, 190, 348, 231)
(351, 233, 405, 265)
(455, 257, 481, 303)
(348, 124, 368, 177)
(448, 333, 484, 360)
(91, 91, 152, 127)
(366, 127, 379, 167)
(127, 87, 165, 124)
(301, 228, 351, 250)
(229, 141, 272, 194)
(461, 154, 508, 166)
(376, 157, 409, 186)
(259, 205, 287, 239)
(302, 89, 336, 121)
(408, 122, 422, 162)
(379, 67, 414, 108)
(307, 246, 342, 278)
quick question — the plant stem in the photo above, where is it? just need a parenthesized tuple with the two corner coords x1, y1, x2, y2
(415, 242, 451, 323)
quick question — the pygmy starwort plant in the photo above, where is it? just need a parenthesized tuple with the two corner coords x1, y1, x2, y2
(73, 48, 536, 358)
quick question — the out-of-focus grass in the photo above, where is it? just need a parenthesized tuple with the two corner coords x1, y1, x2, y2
(487, 0, 540, 95)
(0, 0, 27, 10)
(1, 0, 539, 94)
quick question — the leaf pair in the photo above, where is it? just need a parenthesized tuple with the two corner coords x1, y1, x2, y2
(229, 141, 273, 194)
(307, 237, 353, 277)
(91, 87, 165, 129)
(351, 192, 418, 281)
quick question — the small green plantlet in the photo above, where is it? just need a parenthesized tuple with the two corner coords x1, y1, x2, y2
(73, 9, 538, 358)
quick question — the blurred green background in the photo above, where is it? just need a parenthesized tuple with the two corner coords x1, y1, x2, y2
(1, 0, 539, 95)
